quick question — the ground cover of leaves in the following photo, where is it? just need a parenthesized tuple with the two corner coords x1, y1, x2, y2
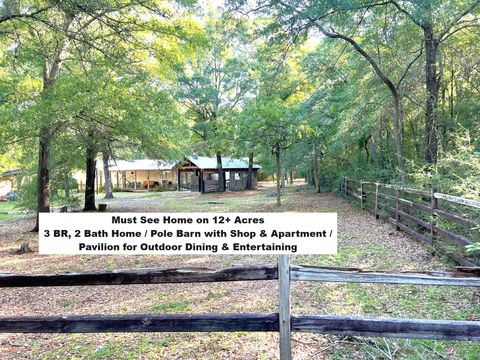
(0, 184, 479, 359)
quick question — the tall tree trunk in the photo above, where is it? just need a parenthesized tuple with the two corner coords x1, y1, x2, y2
(216, 152, 225, 192)
(409, 120, 422, 160)
(102, 150, 114, 199)
(424, 24, 439, 164)
(450, 69, 454, 122)
(317, 24, 406, 181)
(392, 94, 405, 183)
(289, 171, 293, 185)
(370, 135, 379, 166)
(275, 145, 281, 206)
(84, 140, 97, 211)
(33, 127, 51, 231)
(313, 149, 321, 193)
(32, 15, 73, 232)
(309, 168, 315, 186)
(246, 152, 254, 190)
(64, 172, 70, 198)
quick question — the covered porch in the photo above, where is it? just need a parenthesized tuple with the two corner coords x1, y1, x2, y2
(98, 159, 177, 192)
(175, 157, 260, 193)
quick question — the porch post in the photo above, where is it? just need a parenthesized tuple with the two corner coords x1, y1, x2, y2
(134, 171, 137, 190)
(95, 169, 99, 195)
(147, 170, 150, 191)
(230, 171, 235, 191)
(177, 170, 181, 191)
(223, 170, 226, 191)
(198, 170, 201, 192)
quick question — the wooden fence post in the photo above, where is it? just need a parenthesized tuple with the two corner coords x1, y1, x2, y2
(352, 179, 355, 202)
(278, 255, 292, 360)
(395, 187, 400, 230)
(360, 181, 365, 209)
(375, 183, 379, 219)
(431, 187, 438, 255)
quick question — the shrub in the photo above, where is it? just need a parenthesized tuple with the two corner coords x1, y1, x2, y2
(153, 184, 173, 192)
(408, 128, 480, 198)
(17, 175, 80, 211)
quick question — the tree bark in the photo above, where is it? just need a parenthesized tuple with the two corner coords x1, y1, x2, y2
(64, 173, 70, 199)
(84, 139, 97, 211)
(102, 150, 114, 199)
(307, 169, 314, 186)
(246, 152, 254, 190)
(313, 149, 321, 193)
(32, 15, 73, 231)
(33, 127, 51, 231)
(275, 145, 281, 206)
(424, 24, 439, 164)
(216, 152, 225, 192)
(392, 93, 405, 181)
(289, 171, 293, 185)
(388, 0, 480, 163)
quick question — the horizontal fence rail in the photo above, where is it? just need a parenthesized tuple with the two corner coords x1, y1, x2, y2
(0, 265, 278, 287)
(340, 177, 480, 266)
(2, 314, 480, 341)
(290, 265, 480, 286)
(0, 314, 279, 333)
(2, 265, 480, 287)
(434, 193, 480, 209)
(291, 315, 480, 341)
(3, 262, 480, 359)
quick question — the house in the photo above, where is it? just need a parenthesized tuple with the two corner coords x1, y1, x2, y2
(98, 159, 177, 191)
(0, 169, 20, 198)
(75, 156, 261, 193)
(175, 156, 261, 193)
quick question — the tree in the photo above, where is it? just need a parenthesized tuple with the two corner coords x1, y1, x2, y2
(58, 57, 187, 210)
(175, 15, 253, 191)
(241, 0, 432, 181)
(243, 95, 301, 204)
(0, 0, 197, 227)
(389, 0, 480, 164)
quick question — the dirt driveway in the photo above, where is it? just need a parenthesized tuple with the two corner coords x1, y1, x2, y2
(0, 185, 478, 359)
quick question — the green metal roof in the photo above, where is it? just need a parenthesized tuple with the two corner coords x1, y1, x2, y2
(188, 156, 261, 170)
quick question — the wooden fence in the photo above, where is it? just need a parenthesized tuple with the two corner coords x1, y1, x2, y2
(340, 177, 480, 266)
(2, 258, 480, 359)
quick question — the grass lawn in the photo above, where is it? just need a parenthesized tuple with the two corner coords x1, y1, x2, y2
(0, 191, 168, 223)
(0, 201, 24, 221)
(0, 184, 479, 359)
